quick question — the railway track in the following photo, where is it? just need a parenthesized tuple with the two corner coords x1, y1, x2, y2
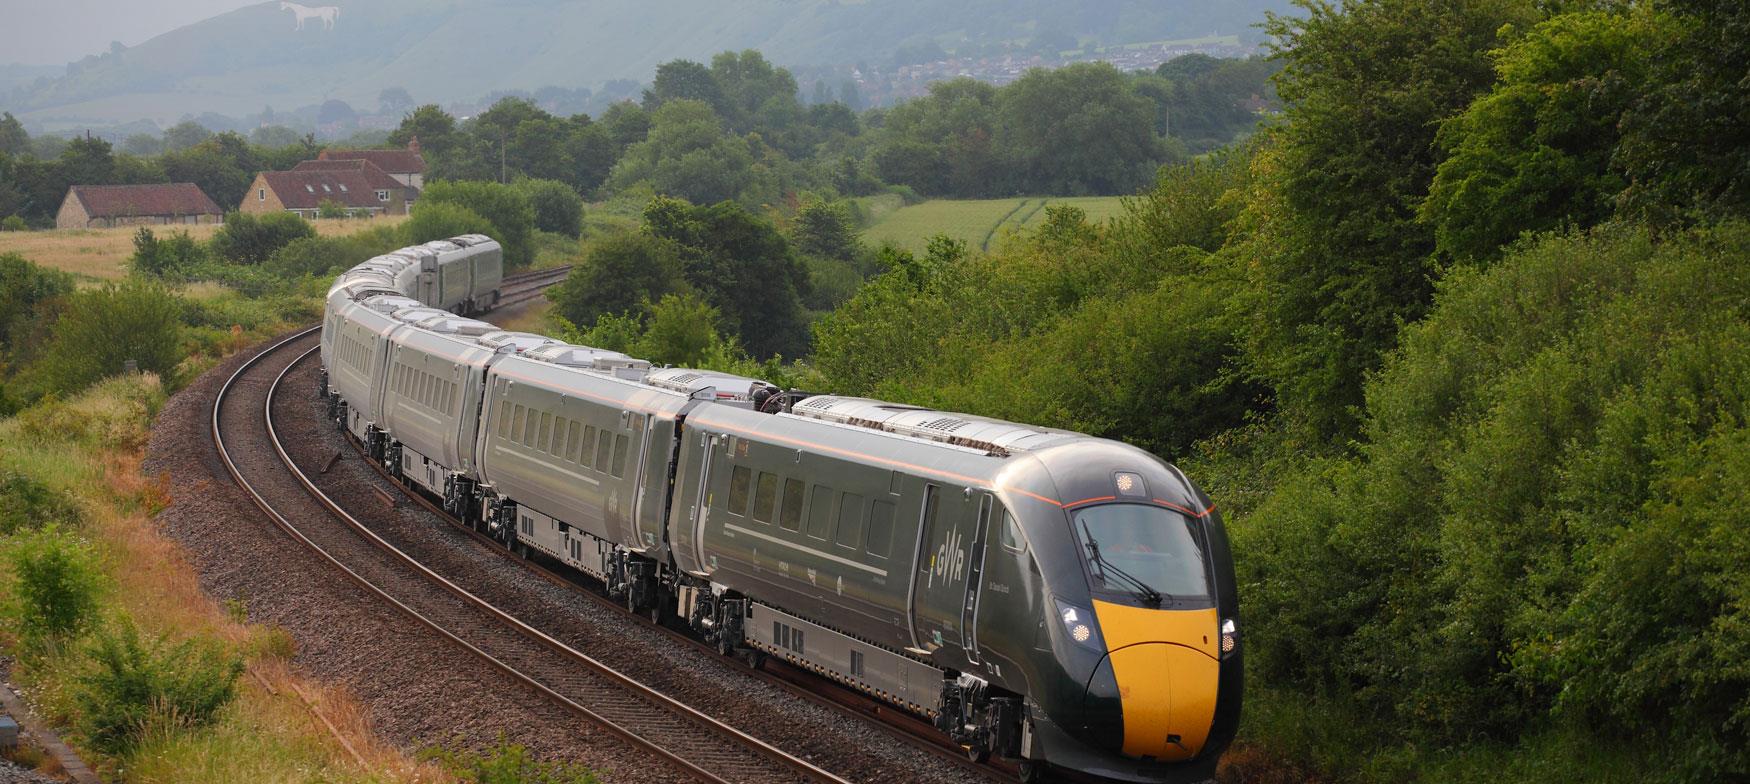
(495, 265, 572, 309)
(212, 328, 849, 784)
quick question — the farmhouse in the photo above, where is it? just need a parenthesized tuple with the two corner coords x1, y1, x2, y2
(55, 183, 222, 229)
(317, 138, 426, 191)
(241, 160, 411, 219)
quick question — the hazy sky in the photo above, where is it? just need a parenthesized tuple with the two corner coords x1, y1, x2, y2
(1, 0, 251, 65)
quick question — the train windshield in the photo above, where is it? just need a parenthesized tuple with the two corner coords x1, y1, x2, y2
(1072, 504, 1211, 604)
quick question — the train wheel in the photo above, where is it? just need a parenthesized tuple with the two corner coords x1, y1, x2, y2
(961, 744, 990, 764)
(1017, 760, 1050, 784)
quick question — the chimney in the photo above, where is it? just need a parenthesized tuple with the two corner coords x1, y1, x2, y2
(408, 136, 421, 155)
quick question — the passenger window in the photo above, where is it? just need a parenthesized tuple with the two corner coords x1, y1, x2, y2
(512, 406, 526, 444)
(538, 412, 552, 453)
(580, 426, 597, 467)
(496, 402, 511, 438)
(1000, 508, 1025, 552)
(595, 430, 613, 472)
(565, 421, 581, 462)
(521, 408, 538, 447)
(867, 500, 894, 558)
(552, 417, 567, 457)
(806, 486, 833, 540)
(779, 478, 805, 531)
(835, 493, 865, 550)
(611, 435, 628, 477)
(752, 472, 778, 524)
(727, 466, 752, 516)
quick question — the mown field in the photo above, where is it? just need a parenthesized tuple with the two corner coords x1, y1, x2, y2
(857, 195, 1129, 255)
(0, 215, 408, 282)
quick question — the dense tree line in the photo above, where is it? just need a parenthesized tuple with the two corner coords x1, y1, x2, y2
(807, 0, 1750, 779)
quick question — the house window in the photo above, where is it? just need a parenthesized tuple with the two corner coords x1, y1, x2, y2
(258, 188, 265, 201)
(376, 190, 390, 202)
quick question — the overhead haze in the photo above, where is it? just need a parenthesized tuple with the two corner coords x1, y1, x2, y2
(0, 0, 252, 65)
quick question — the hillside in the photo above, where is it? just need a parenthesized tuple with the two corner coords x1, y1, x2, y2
(8, 0, 1289, 126)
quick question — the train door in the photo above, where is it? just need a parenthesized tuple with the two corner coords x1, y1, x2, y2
(960, 494, 993, 663)
(689, 432, 719, 575)
(907, 484, 976, 663)
(630, 412, 661, 554)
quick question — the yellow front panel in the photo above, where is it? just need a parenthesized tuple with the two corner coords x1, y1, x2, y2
(1093, 602, 1221, 760)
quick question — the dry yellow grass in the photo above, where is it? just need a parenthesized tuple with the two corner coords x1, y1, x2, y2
(0, 215, 408, 281)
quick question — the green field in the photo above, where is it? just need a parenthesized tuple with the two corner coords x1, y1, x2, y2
(858, 195, 1130, 255)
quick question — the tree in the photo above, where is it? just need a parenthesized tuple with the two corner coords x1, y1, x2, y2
(160, 133, 259, 210)
(404, 201, 501, 248)
(0, 113, 28, 158)
(607, 100, 755, 206)
(378, 87, 415, 117)
(643, 59, 729, 115)
(59, 135, 115, 186)
(210, 211, 315, 265)
(1236, 0, 1536, 440)
(0, 252, 73, 348)
(389, 105, 458, 158)
(513, 178, 583, 237)
(998, 62, 1160, 194)
(792, 200, 861, 261)
(129, 228, 207, 277)
(418, 180, 536, 268)
(162, 121, 212, 152)
(317, 99, 358, 126)
(644, 197, 810, 359)
(1423, 10, 1654, 263)
(547, 232, 688, 328)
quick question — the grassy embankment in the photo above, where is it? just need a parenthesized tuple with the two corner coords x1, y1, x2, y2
(0, 216, 409, 283)
(857, 194, 1128, 255)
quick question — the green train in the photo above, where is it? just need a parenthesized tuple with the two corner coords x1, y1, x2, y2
(321, 237, 1241, 783)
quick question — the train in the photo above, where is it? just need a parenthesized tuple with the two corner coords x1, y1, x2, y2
(318, 235, 1241, 783)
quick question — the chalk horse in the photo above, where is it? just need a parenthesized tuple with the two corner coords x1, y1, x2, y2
(281, 2, 340, 30)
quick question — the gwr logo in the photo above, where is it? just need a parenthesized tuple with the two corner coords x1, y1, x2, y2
(927, 527, 966, 590)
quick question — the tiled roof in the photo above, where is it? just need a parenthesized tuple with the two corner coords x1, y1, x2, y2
(317, 147, 425, 174)
(260, 170, 397, 210)
(69, 183, 221, 218)
(292, 158, 405, 191)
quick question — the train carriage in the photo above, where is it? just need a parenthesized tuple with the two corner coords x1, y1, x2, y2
(377, 323, 495, 496)
(323, 294, 413, 443)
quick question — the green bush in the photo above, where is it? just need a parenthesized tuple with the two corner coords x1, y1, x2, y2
(419, 181, 535, 268)
(4, 524, 105, 640)
(26, 279, 184, 396)
(546, 232, 686, 329)
(0, 471, 81, 535)
(405, 201, 503, 250)
(514, 178, 584, 238)
(1, 215, 26, 231)
(209, 211, 315, 265)
(261, 236, 356, 280)
(0, 252, 73, 345)
(76, 619, 243, 752)
(130, 228, 208, 277)
(422, 737, 600, 784)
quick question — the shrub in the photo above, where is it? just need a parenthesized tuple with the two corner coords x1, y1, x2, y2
(209, 211, 315, 265)
(0, 471, 81, 535)
(419, 180, 535, 268)
(262, 236, 355, 280)
(514, 178, 584, 238)
(405, 201, 502, 248)
(546, 232, 686, 329)
(26, 279, 183, 396)
(316, 198, 350, 219)
(422, 737, 601, 784)
(4, 525, 105, 640)
(1, 215, 26, 231)
(76, 619, 243, 752)
(0, 252, 73, 344)
(130, 228, 208, 277)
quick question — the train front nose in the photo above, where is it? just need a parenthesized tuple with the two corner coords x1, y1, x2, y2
(1084, 601, 1221, 761)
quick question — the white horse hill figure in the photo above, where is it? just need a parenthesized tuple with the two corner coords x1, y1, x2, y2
(281, 2, 340, 30)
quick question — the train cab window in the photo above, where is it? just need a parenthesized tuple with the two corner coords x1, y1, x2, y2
(866, 500, 894, 558)
(835, 493, 865, 550)
(779, 478, 805, 531)
(595, 431, 613, 472)
(566, 421, 582, 462)
(752, 472, 778, 524)
(512, 406, 526, 444)
(580, 426, 597, 467)
(538, 412, 552, 453)
(806, 486, 833, 540)
(611, 435, 628, 477)
(728, 466, 752, 516)
(1000, 507, 1025, 552)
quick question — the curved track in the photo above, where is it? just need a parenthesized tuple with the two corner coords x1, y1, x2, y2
(212, 328, 850, 784)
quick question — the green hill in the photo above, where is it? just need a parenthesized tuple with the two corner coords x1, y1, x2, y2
(859, 195, 1129, 255)
(8, 0, 1290, 125)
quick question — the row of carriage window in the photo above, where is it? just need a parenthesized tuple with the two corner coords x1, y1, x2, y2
(497, 402, 629, 479)
(338, 333, 371, 374)
(392, 361, 457, 414)
(725, 465, 897, 559)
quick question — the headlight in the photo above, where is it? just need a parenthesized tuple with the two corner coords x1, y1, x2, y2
(1220, 617, 1238, 656)
(1055, 599, 1105, 652)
